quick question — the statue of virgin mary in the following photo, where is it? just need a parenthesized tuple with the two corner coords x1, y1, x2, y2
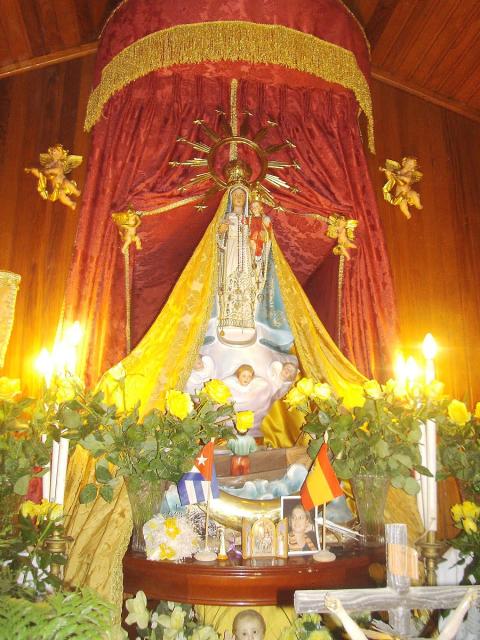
(216, 184, 257, 346)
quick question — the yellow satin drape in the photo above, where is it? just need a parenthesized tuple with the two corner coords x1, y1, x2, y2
(64, 193, 370, 608)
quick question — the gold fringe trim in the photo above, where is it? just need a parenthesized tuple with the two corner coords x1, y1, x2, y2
(85, 21, 374, 151)
(337, 254, 345, 346)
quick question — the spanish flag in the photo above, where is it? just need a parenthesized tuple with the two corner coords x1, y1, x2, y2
(300, 443, 343, 510)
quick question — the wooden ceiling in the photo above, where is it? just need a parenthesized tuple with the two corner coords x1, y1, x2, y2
(0, 0, 479, 122)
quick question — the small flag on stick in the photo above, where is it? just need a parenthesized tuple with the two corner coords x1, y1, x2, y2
(177, 441, 219, 506)
(300, 443, 343, 510)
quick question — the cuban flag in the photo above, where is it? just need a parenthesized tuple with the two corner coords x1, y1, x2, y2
(177, 441, 219, 506)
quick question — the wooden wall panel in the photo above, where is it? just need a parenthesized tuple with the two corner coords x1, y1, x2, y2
(367, 79, 480, 404)
(0, 59, 479, 409)
(0, 56, 94, 395)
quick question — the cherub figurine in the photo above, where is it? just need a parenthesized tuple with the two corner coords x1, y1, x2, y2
(25, 143, 82, 210)
(224, 610, 266, 640)
(111, 207, 143, 254)
(380, 157, 423, 219)
(326, 215, 358, 260)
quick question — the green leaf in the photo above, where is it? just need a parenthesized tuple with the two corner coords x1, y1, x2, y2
(393, 453, 412, 468)
(307, 438, 323, 460)
(95, 461, 112, 483)
(375, 440, 390, 459)
(333, 459, 352, 479)
(403, 476, 420, 495)
(60, 407, 82, 431)
(79, 483, 98, 504)
(13, 475, 30, 496)
(99, 485, 114, 502)
(391, 475, 405, 489)
(414, 464, 433, 477)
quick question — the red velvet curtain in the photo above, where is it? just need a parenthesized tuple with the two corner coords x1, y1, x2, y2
(65, 70, 396, 386)
(63, 0, 396, 386)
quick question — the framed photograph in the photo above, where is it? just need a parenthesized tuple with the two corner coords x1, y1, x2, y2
(281, 496, 319, 556)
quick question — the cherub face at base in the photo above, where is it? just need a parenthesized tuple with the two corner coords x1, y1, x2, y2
(238, 370, 253, 386)
(233, 611, 266, 640)
(193, 355, 204, 371)
(280, 363, 297, 382)
(235, 364, 255, 387)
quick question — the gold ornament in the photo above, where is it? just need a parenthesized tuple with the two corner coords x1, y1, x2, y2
(326, 215, 358, 260)
(112, 207, 143, 254)
(380, 157, 423, 219)
(170, 110, 300, 211)
(25, 144, 82, 210)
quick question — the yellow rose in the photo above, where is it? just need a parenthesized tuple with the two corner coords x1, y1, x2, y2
(201, 379, 231, 405)
(342, 385, 366, 411)
(312, 383, 332, 400)
(462, 517, 478, 535)
(166, 390, 193, 420)
(236, 410, 254, 433)
(474, 402, 480, 419)
(451, 503, 464, 523)
(164, 517, 180, 539)
(462, 501, 480, 520)
(363, 380, 383, 400)
(0, 377, 21, 401)
(447, 399, 471, 426)
(296, 377, 314, 397)
(20, 500, 38, 518)
(284, 386, 307, 409)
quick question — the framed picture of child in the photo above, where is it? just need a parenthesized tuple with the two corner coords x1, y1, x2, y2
(281, 496, 319, 556)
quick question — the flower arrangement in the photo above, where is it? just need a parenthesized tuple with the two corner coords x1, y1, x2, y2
(0, 499, 65, 599)
(278, 613, 332, 640)
(284, 377, 438, 495)
(124, 592, 219, 640)
(143, 514, 199, 561)
(450, 500, 480, 584)
(76, 377, 237, 504)
(437, 401, 480, 496)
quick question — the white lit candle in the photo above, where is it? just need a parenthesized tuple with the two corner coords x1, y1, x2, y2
(422, 334, 438, 532)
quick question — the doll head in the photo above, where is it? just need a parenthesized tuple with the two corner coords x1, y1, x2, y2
(233, 610, 266, 640)
(235, 364, 254, 387)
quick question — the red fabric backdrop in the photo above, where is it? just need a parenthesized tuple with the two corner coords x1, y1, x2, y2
(64, 1, 397, 386)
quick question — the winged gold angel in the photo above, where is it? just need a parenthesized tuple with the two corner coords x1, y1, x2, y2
(25, 143, 83, 210)
(380, 157, 423, 219)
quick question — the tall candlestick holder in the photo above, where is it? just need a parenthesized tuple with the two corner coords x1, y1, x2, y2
(417, 530, 446, 586)
(45, 527, 73, 582)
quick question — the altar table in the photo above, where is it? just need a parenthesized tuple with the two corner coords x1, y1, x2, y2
(123, 546, 384, 606)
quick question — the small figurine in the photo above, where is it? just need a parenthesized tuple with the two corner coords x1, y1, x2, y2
(326, 215, 358, 260)
(226, 609, 266, 640)
(248, 198, 271, 261)
(380, 157, 423, 219)
(112, 207, 143, 254)
(25, 143, 82, 210)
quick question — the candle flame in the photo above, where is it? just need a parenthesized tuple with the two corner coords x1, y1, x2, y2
(422, 333, 438, 360)
(405, 356, 421, 384)
(35, 322, 83, 386)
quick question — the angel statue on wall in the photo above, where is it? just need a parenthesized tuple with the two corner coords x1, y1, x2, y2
(112, 207, 143, 254)
(25, 143, 83, 210)
(380, 157, 423, 219)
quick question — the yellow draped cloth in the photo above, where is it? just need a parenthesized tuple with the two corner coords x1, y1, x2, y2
(64, 191, 419, 614)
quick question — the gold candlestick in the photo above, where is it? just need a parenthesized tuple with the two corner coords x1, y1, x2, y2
(44, 527, 73, 582)
(417, 530, 445, 586)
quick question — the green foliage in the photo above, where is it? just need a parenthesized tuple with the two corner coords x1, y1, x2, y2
(0, 588, 121, 640)
(438, 418, 480, 496)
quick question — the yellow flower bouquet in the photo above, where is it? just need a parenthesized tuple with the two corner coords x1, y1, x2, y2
(450, 500, 480, 583)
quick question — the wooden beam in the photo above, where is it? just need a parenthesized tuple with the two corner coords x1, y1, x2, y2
(372, 66, 480, 125)
(0, 42, 98, 79)
(365, 0, 399, 48)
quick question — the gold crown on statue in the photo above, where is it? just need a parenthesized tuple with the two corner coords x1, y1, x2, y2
(224, 159, 252, 185)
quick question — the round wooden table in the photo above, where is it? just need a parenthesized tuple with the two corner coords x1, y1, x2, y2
(123, 545, 384, 606)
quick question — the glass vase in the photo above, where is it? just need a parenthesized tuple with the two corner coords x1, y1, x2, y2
(125, 477, 167, 553)
(351, 474, 389, 547)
